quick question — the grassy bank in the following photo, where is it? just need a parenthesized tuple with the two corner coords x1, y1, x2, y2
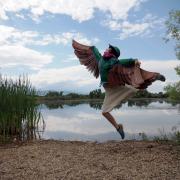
(0, 75, 44, 143)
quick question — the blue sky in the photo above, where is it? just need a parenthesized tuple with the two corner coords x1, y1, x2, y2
(0, 0, 179, 93)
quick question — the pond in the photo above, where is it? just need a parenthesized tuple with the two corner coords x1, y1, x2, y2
(38, 99, 180, 142)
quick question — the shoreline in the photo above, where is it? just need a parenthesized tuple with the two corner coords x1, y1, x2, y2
(37, 97, 177, 103)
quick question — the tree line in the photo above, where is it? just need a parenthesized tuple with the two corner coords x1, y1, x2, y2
(43, 89, 168, 100)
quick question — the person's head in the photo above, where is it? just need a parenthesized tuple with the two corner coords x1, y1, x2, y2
(103, 44, 120, 60)
(108, 44, 120, 58)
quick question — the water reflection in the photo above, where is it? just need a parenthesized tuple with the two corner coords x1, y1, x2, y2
(43, 100, 87, 109)
(39, 99, 180, 142)
(0, 108, 45, 143)
(42, 99, 180, 110)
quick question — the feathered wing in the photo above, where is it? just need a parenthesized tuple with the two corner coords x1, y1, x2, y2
(108, 64, 158, 89)
(72, 40, 100, 78)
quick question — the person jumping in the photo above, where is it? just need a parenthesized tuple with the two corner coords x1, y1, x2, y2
(72, 40, 165, 139)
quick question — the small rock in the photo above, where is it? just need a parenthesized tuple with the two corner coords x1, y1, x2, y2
(147, 144, 153, 148)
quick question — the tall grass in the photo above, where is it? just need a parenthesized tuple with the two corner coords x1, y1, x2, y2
(0, 75, 45, 143)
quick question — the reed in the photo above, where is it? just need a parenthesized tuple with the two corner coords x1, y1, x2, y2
(0, 75, 45, 143)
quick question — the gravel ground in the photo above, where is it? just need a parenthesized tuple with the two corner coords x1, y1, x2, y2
(0, 140, 179, 180)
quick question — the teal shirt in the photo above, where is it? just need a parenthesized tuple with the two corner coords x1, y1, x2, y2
(91, 46, 136, 85)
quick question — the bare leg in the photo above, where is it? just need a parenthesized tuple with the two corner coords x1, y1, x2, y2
(102, 111, 125, 139)
(102, 112, 119, 129)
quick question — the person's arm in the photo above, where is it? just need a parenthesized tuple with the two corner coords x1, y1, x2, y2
(91, 46, 102, 62)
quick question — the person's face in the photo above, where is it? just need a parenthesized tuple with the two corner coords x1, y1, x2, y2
(105, 48, 112, 53)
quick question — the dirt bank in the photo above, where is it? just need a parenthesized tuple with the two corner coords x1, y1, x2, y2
(0, 140, 179, 180)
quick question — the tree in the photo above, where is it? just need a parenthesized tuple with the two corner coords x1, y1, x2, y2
(164, 82, 180, 101)
(45, 91, 63, 97)
(164, 10, 180, 100)
(89, 89, 105, 99)
(165, 10, 180, 61)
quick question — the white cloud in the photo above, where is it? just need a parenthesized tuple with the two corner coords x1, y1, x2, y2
(0, 8, 8, 20)
(38, 32, 95, 46)
(30, 65, 99, 90)
(0, 1, 161, 40)
(15, 13, 26, 20)
(0, 25, 54, 70)
(0, 0, 143, 22)
(94, 0, 142, 20)
(0, 45, 53, 70)
(27, 60, 179, 93)
(0, 25, 99, 46)
(0, 25, 39, 45)
(119, 21, 150, 39)
(0, 25, 99, 73)
(141, 60, 179, 72)
(103, 14, 165, 39)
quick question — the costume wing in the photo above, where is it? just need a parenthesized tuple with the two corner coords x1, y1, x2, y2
(108, 64, 158, 89)
(72, 40, 100, 78)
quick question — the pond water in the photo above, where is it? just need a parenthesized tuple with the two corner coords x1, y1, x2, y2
(39, 99, 180, 142)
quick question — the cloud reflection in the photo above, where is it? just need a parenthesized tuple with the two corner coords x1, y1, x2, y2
(40, 100, 180, 141)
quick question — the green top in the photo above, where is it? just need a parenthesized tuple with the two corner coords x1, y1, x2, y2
(91, 46, 136, 85)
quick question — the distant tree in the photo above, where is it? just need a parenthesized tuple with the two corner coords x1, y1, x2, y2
(45, 91, 59, 97)
(133, 90, 152, 98)
(133, 90, 167, 98)
(164, 10, 180, 100)
(45, 91, 63, 97)
(165, 10, 180, 61)
(164, 82, 180, 101)
(89, 89, 105, 99)
(65, 93, 80, 98)
(59, 91, 63, 97)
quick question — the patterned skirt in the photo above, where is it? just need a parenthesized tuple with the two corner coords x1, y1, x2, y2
(102, 64, 159, 112)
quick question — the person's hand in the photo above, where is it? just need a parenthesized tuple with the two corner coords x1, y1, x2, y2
(135, 59, 141, 66)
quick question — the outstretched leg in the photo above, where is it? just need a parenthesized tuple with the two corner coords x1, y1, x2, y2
(102, 111, 125, 139)
(102, 112, 119, 129)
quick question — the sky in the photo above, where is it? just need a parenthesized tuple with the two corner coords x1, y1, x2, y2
(0, 0, 179, 94)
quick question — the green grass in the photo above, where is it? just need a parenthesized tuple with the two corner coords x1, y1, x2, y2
(139, 128, 180, 145)
(0, 75, 44, 143)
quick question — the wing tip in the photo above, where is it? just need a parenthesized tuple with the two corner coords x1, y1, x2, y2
(72, 39, 78, 48)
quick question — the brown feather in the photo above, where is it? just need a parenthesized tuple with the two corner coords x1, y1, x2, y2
(72, 40, 99, 78)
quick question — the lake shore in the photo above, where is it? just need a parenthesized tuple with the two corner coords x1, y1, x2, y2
(0, 140, 179, 180)
(37, 97, 169, 102)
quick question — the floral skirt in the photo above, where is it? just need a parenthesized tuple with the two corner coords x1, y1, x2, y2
(102, 64, 159, 112)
